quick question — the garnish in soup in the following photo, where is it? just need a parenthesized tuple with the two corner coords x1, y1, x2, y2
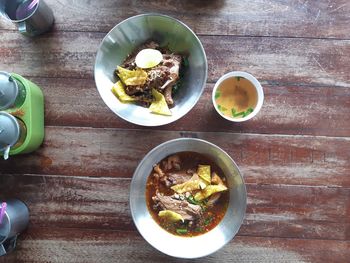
(146, 152, 229, 237)
(215, 76, 257, 118)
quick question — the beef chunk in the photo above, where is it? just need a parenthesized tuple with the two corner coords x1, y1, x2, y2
(147, 65, 170, 88)
(124, 85, 145, 95)
(153, 193, 202, 221)
(154, 164, 165, 177)
(166, 172, 192, 185)
(164, 84, 174, 106)
(157, 171, 192, 188)
(163, 155, 181, 171)
(143, 41, 160, 50)
(207, 193, 221, 206)
(162, 54, 182, 80)
(159, 54, 182, 105)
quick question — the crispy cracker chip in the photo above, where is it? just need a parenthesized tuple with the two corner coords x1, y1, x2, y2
(149, 88, 172, 116)
(171, 174, 202, 194)
(111, 81, 136, 103)
(194, 184, 228, 201)
(117, 66, 147, 86)
(158, 210, 184, 222)
(197, 165, 211, 185)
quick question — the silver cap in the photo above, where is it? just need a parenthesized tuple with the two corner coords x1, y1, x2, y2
(0, 112, 20, 152)
(0, 71, 19, 110)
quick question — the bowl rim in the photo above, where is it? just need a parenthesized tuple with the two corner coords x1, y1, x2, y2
(212, 71, 264, 122)
(130, 138, 247, 258)
(94, 13, 208, 126)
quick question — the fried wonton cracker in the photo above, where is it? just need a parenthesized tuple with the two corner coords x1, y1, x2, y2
(116, 66, 147, 86)
(149, 88, 172, 116)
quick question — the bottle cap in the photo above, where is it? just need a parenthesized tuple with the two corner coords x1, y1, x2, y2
(0, 71, 19, 110)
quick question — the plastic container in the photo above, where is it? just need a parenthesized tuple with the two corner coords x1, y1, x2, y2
(0, 72, 44, 158)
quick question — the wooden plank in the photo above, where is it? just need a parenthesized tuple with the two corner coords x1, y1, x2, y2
(203, 36, 350, 88)
(31, 77, 350, 137)
(0, 128, 349, 187)
(0, 0, 349, 39)
(0, 228, 348, 263)
(0, 31, 101, 79)
(0, 32, 349, 87)
(244, 184, 350, 241)
(0, 175, 348, 241)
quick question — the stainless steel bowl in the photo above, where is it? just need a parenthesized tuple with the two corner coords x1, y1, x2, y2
(130, 138, 247, 258)
(94, 14, 208, 126)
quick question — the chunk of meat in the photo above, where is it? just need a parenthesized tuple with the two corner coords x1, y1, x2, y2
(211, 172, 224, 185)
(163, 155, 181, 171)
(147, 65, 170, 88)
(154, 163, 187, 188)
(120, 55, 137, 70)
(207, 193, 221, 206)
(153, 164, 165, 177)
(153, 193, 202, 221)
(121, 86, 153, 107)
(163, 171, 192, 186)
(160, 54, 182, 105)
(156, 78, 176, 106)
(124, 85, 146, 95)
(162, 54, 182, 81)
(158, 77, 175, 91)
(163, 81, 175, 106)
(143, 41, 160, 50)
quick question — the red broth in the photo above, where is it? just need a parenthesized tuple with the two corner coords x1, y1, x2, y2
(146, 152, 229, 237)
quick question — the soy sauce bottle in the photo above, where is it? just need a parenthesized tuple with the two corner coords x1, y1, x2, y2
(0, 112, 27, 160)
(0, 71, 44, 159)
(0, 71, 26, 110)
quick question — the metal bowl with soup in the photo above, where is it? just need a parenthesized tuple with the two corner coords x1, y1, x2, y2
(94, 14, 207, 126)
(130, 138, 247, 258)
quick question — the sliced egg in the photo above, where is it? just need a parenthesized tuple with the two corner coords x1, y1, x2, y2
(135, 48, 163, 69)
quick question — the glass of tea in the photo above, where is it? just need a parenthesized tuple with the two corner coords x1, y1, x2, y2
(212, 71, 264, 122)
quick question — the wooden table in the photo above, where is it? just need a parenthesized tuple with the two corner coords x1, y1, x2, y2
(0, 1, 349, 262)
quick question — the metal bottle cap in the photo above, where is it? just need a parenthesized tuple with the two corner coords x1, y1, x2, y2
(0, 71, 19, 110)
(0, 112, 20, 153)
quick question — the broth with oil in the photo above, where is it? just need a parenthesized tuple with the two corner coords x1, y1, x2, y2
(146, 152, 229, 237)
(215, 76, 258, 118)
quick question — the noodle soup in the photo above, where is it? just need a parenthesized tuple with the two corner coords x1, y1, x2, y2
(146, 152, 229, 237)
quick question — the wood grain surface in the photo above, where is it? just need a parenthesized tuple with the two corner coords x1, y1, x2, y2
(1, 32, 349, 87)
(0, 228, 348, 263)
(1, 34, 350, 136)
(0, 0, 349, 262)
(0, 0, 349, 39)
(0, 175, 348, 241)
(0, 128, 349, 187)
(33, 78, 350, 137)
